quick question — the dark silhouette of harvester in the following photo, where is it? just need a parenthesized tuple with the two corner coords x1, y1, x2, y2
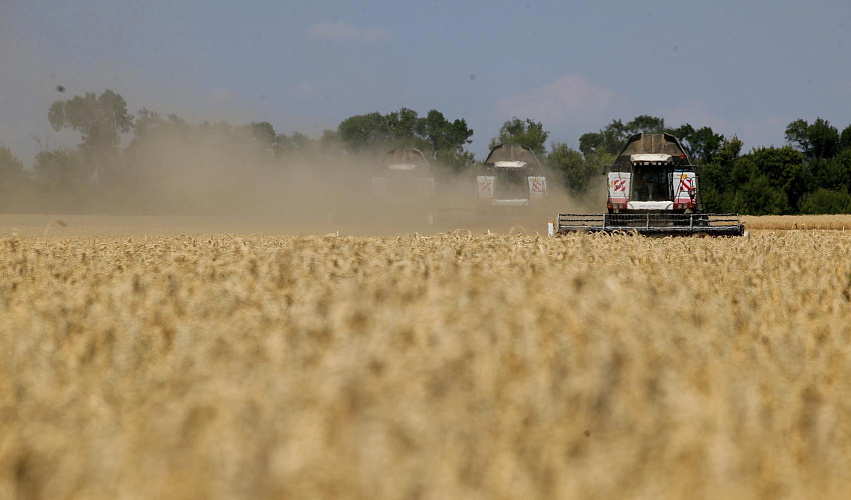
(371, 148, 435, 204)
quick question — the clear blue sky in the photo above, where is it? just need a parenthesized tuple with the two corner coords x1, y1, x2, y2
(1, 0, 850, 164)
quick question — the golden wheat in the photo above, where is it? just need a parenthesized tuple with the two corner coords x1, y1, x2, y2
(2, 227, 851, 499)
(743, 214, 851, 231)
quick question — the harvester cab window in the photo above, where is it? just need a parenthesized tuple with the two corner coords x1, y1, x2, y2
(494, 168, 529, 199)
(631, 163, 671, 202)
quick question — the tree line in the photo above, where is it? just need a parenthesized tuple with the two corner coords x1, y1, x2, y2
(1, 88, 851, 214)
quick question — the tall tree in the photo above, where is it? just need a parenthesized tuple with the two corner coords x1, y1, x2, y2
(785, 118, 840, 159)
(579, 120, 625, 157)
(549, 142, 597, 194)
(699, 136, 743, 212)
(386, 108, 421, 146)
(806, 118, 840, 159)
(578, 116, 668, 158)
(336, 108, 474, 170)
(49, 89, 132, 153)
(810, 149, 851, 194)
(0, 146, 32, 210)
(337, 112, 392, 152)
(840, 125, 851, 152)
(799, 188, 851, 214)
(742, 146, 808, 212)
(490, 118, 549, 155)
(48, 89, 133, 182)
(628, 115, 666, 134)
(33, 149, 88, 192)
(418, 110, 473, 153)
(247, 121, 277, 146)
(668, 124, 725, 164)
(0, 146, 26, 183)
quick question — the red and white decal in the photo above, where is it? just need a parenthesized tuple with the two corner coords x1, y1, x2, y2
(673, 171, 697, 208)
(528, 176, 547, 200)
(477, 176, 495, 198)
(607, 172, 631, 206)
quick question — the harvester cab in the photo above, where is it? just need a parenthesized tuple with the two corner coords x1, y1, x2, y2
(371, 148, 436, 204)
(477, 143, 547, 210)
(607, 153, 698, 213)
(554, 133, 745, 236)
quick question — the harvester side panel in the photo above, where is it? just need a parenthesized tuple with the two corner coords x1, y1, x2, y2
(528, 176, 547, 200)
(477, 176, 495, 199)
(607, 172, 631, 207)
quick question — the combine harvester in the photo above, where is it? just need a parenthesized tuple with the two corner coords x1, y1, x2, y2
(371, 148, 437, 225)
(435, 142, 550, 229)
(552, 133, 746, 236)
(476, 143, 548, 215)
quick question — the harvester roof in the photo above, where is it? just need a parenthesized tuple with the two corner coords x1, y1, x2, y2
(484, 143, 542, 170)
(383, 148, 431, 173)
(614, 133, 690, 167)
(630, 153, 672, 164)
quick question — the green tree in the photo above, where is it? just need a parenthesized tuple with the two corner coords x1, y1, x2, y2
(386, 108, 422, 146)
(668, 124, 725, 164)
(785, 118, 840, 159)
(133, 109, 189, 141)
(549, 142, 596, 194)
(48, 89, 133, 183)
(809, 154, 851, 194)
(49, 89, 132, 153)
(718, 146, 805, 214)
(807, 118, 840, 159)
(247, 121, 277, 146)
(799, 188, 851, 214)
(628, 115, 666, 134)
(578, 116, 668, 158)
(749, 146, 808, 210)
(336, 109, 474, 170)
(435, 149, 476, 173)
(133, 108, 165, 138)
(418, 110, 473, 153)
(337, 108, 429, 152)
(839, 125, 851, 152)
(338, 112, 392, 152)
(699, 136, 743, 212)
(33, 149, 88, 192)
(579, 121, 626, 157)
(490, 118, 549, 155)
(290, 132, 311, 149)
(236, 121, 283, 157)
(0, 146, 34, 211)
(731, 172, 789, 215)
(0, 146, 26, 183)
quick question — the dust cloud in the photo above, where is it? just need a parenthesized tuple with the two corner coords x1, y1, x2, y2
(8, 124, 602, 236)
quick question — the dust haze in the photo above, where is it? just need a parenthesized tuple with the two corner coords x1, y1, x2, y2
(7, 119, 602, 236)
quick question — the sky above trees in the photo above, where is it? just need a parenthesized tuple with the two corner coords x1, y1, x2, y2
(1, 0, 850, 165)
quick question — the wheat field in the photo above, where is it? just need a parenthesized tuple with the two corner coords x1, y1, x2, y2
(742, 214, 851, 231)
(2, 219, 851, 499)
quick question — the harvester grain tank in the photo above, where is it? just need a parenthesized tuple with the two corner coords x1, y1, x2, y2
(477, 143, 548, 213)
(553, 133, 745, 236)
